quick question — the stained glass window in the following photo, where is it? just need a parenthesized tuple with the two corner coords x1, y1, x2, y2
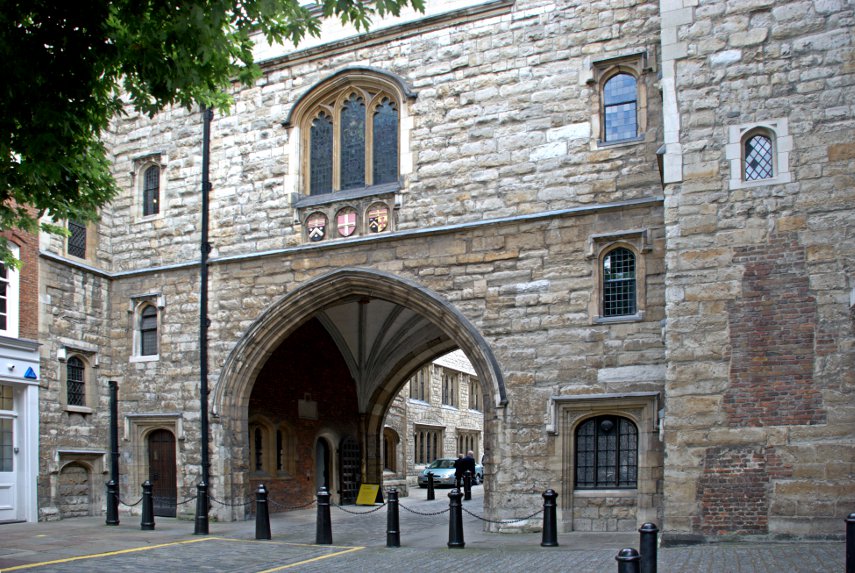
(373, 98, 398, 185)
(603, 73, 638, 142)
(310, 112, 333, 195)
(67, 356, 85, 407)
(143, 165, 160, 216)
(340, 94, 366, 190)
(140, 305, 158, 356)
(603, 247, 637, 317)
(575, 415, 637, 489)
(68, 220, 87, 259)
(744, 134, 773, 181)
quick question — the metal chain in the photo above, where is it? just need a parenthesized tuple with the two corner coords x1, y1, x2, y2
(268, 497, 317, 511)
(461, 506, 544, 524)
(331, 502, 387, 515)
(174, 494, 198, 506)
(117, 496, 143, 508)
(209, 495, 254, 508)
(398, 503, 450, 517)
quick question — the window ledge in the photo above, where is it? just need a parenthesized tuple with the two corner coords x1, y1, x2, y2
(597, 134, 645, 148)
(293, 181, 400, 209)
(594, 312, 644, 324)
(130, 354, 159, 363)
(66, 405, 93, 415)
(573, 488, 637, 497)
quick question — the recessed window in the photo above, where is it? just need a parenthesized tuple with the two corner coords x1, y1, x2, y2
(744, 133, 773, 181)
(603, 73, 638, 142)
(67, 221, 87, 259)
(409, 367, 429, 401)
(140, 305, 158, 356)
(602, 247, 637, 317)
(66, 356, 86, 407)
(575, 415, 638, 489)
(413, 427, 442, 465)
(442, 371, 458, 407)
(142, 165, 160, 216)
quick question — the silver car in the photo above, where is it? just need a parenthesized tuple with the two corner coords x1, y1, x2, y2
(417, 457, 483, 487)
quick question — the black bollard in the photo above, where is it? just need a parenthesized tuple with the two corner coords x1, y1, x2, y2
(616, 547, 640, 573)
(255, 484, 271, 541)
(541, 489, 559, 547)
(106, 479, 119, 526)
(463, 471, 472, 501)
(194, 481, 209, 535)
(316, 486, 333, 545)
(638, 522, 658, 573)
(386, 488, 400, 548)
(426, 472, 435, 501)
(847, 512, 855, 573)
(140, 480, 155, 530)
(447, 488, 465, 548)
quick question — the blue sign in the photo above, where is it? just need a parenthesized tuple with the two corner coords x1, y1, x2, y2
(24, 367, 37, 380)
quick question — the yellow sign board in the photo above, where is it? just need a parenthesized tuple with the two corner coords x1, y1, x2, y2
(356, 484, 384, 505)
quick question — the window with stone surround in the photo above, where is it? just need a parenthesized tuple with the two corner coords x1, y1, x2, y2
(575, 415, 638, 489)
(590, 52, 651, 147)
(286, 68, 416, 243)
(142, 165, 160, 216)
(456, 431, 480, 461)
(588, 230, 650, 323)
(60, 351, 97, 414)
(468, 379, 481, 411)
(66, 220, 87, 259)
(441, 370, 458, 407)
(133, 154, 166, 219)
(726, 118, 792, 190)
(408, 366, 429, 402)
(249, 417, 274, 475)
(383, 427, 399, 472)
(275, 423, 296, 476)
(413, 426, 442, 465)
(130, 295, 163, 362)
(0, 243, 20, 338)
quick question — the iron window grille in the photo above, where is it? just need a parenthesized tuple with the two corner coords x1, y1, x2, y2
(67, 221, 87, 259)
(602, 247, 637, 317)
(575, 415, 638, 489)
(66, 356, 85, 407)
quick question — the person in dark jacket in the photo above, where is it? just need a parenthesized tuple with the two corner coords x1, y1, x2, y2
(453, 454, 466, 488)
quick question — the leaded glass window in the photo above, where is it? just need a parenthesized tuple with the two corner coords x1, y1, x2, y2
(67, 356, 85, 407)
(67, 221, 87, 259)
(575, 415, 638, 489)
(143, 165, 160, 216)
(372, 98, 398, 185)
(603, 73, 638, 142)
(0, 384, 11, 411)
(140, 305, 158, 356)
(603, 247, 637, 317)
(744, 134, 773, 181)
(340, 94, 366, 190)
(310, 112, 334, 195)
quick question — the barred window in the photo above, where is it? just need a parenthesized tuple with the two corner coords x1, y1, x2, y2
(575, 415, 638, 489)
(143, 165, 160, 216)
(603, 73, 638, 142)
(66, 356, 86, 407)
(744, 134, 773, 181)
(67, 221, 87, 259)
(140, 305, 158, 356)
(602, 247, 637, 317)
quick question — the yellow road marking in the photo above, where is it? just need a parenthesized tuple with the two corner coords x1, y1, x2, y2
(254, 546, 365, 573)
(1, 538, 364, 573)
(1, 537, 219, 571)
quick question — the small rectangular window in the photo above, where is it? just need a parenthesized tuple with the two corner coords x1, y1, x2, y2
(67, 221, 87, 259)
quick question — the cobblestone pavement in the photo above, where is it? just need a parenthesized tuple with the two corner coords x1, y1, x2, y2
(0, 487, 844, 572)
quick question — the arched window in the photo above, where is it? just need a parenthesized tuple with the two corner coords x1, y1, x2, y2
(602, 247, 637, 317)
(603, 73, 638, 142)
(142, 165, 160, 216)
(140, 305, 158, 356)
(66, 356, 86, 407)
(744, 132, 773, 181)
(575, 415, 638, 489)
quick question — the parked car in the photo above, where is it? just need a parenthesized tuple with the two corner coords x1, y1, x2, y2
(417, 457, 484, 488)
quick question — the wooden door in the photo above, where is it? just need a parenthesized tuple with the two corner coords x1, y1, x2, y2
(148, 429, 177, 517)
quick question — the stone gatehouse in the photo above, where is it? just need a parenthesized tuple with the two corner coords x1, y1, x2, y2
(34, 0, 854, 541)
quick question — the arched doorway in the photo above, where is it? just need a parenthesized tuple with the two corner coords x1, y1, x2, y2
(338, 436, 361, 504)
(148, 429, 177, 517)
(214, 268, 506, 517)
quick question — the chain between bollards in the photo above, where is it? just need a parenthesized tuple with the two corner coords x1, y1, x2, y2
(447, 488, 465, 548)
(316, 487, 333, 545)
(140, 480, 155, 531)
(386, 488, 400, 548)
(255, 484, 271, 541)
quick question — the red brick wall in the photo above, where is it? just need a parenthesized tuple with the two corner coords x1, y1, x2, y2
(724, 233, 826, 427)
(1, 228, 39, 340)
(248, 318, 360, 511)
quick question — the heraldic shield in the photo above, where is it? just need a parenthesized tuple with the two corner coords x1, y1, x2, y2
(368, 203, 389, 233)
(307, 212, 327, 242)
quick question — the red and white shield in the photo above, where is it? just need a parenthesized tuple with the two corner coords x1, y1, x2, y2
(337, 209, 357, 237)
